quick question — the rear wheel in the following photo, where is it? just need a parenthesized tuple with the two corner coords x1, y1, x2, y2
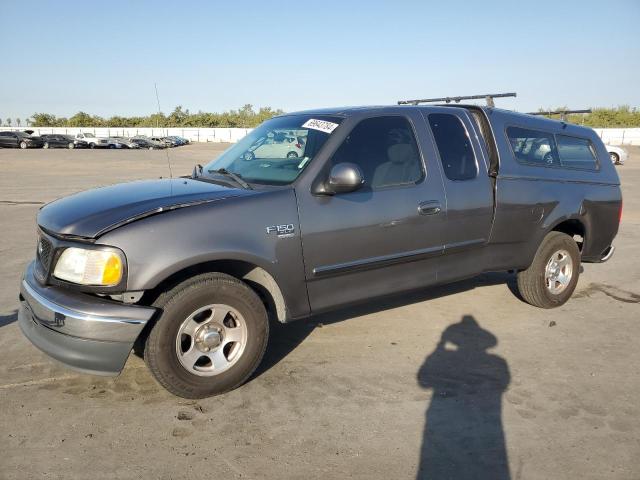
(43, 142, 49, 149)
(516, 231, 580, 308)
(610, 152, 620, 165)
(144, 273, 269, 398)
(68, 142, 75, 149)
(286, 151, 299, 159)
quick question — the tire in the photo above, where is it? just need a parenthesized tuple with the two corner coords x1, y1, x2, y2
(68, 143, 75, 149)
(144, 273, 269, 398)
(243, 151, 255, 161)
(149, 146, 154, 150)
(43, 142, 49, 149)
(19, 141, 27, 149)
(610, 152, 620, 165)
(89, 143, 96, 149)
(516, 231, 580, 308)
(286, 151, 299, 159)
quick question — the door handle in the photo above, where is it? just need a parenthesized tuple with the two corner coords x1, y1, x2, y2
(418, 202, 442, 216)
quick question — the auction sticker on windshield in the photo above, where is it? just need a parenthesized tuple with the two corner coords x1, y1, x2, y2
(302, 119, 340, 134)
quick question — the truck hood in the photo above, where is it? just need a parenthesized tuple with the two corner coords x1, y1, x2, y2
(38, 178, 253, 238)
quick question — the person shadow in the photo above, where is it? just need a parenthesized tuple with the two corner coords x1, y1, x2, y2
(417, 315, 510, 480)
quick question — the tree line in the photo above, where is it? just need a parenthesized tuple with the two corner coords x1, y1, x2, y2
(2, 105, 639, 128)
(17, 105, 285, 129)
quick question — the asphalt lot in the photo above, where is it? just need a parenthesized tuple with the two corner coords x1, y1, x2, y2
(1, 144, 639, 479)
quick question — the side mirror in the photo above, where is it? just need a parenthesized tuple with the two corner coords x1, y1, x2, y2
(325, 163, 364, 194)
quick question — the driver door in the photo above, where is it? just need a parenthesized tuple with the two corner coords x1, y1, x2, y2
(296, 112, 447, 313)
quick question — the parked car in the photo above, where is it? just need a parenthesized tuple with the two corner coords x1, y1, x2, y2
(605, 145, 628, 165)
(150, 136, 176, 147)
(41, 134, 88, 149)
(166, 135, 189, 146)
(0, 131, 44, 148)
(74, 132, 109, 149)
(17, 105, 621, 398)
(130, 137, 166, 150)
(241, 129, 305, 160)
(107, 137, 140, 149)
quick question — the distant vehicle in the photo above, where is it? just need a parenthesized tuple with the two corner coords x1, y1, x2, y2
(41, 134, 88, 149)
(130, 137, 165, 150)
(166, 135, 189, 146)
(74, 132, 109, 149)
(605, 145, 628, 165)
(0, 131, 44, 149)
(150, 136, 176, 147)
(107, 137, 141, 149)
(241, 129, 305, 160)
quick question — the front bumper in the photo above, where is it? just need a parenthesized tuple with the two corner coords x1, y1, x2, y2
(18, 262, 157, 376)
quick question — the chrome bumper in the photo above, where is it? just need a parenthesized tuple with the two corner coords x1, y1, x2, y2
(600, 245, 615, 262)
(19, 262, 157, 375)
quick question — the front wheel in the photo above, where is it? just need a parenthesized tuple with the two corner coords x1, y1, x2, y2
(610, 152, 620, 165)
(19, 141, 27, 149)
(516, 231, 580, 308)
(144, 273, 269, 398)
(43, 142, 49, 149)
(68, 142, 75, 149)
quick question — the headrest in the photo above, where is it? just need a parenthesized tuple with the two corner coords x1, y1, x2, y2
(387, 143, 415, 165)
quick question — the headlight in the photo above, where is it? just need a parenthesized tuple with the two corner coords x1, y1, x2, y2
(53, 247, 124, 286)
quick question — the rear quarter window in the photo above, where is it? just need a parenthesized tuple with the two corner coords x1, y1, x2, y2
(556, 135, 599, 170)
(506, 126, 557, 166)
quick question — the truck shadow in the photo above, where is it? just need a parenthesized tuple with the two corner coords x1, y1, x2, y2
(0, 310, 18, 328)
(417, 315, 510, 479)
(255, 272, 517, 378)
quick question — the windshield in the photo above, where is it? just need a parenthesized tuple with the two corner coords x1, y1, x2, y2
(204, 115, 342, 185)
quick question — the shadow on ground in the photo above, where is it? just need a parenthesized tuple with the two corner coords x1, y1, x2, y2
(417, 315, 510, 479)
(255, 272, 517, 379)
(0, 310, 18, 328)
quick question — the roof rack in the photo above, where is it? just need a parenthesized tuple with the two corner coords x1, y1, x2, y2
(397, 92, 517, 108)
(527, 109, 592, 121)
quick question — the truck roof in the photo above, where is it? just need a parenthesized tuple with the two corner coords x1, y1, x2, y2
(283, 104, 597, 137)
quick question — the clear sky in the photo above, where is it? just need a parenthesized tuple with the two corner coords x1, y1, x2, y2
(1, 0, 639, 121)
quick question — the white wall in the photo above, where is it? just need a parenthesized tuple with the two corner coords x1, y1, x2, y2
(593, 128, 640, 146)
(2, 125, 640, 145)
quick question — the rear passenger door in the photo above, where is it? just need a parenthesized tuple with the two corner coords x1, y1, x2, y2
(422, 108, 494, 283)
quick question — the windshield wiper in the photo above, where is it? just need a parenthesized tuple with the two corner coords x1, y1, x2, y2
(208, 168, 252, 190)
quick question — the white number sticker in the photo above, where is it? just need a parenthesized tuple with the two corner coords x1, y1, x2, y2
(302, 119, 339, 134)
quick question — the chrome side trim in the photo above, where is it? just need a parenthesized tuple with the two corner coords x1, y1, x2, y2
(312, 245, 443, 278)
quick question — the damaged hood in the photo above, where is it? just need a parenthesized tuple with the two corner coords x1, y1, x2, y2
(38, 178, 254, 238)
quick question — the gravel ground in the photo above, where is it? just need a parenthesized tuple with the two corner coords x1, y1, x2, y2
(0, 144, 639, 480)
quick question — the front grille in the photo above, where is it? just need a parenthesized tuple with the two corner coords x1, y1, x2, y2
(37, 235, 54, 272)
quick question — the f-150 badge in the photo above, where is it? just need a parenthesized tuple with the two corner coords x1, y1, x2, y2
(266, 224, 295, 238)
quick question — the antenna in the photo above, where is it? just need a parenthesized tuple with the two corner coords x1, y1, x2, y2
(154, 82, 173, 179)
(398, 92, 517, 107)
(527, 109, 592, 122)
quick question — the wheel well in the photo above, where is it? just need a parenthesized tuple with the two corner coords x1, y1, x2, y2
(552, 219, 585, 251)
(143, 260, 288, 323)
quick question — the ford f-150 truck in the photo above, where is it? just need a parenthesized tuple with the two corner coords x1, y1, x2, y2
(18, 105, 622, 398)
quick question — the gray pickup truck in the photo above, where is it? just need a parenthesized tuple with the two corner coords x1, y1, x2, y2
(18, 105, 622, 398)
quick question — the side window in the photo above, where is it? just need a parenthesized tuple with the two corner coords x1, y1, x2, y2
(556, 135, 598, 170)
(330, 116, 423, 189)
(428, 114, 478, 181)
(506, 126, 558, 166)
